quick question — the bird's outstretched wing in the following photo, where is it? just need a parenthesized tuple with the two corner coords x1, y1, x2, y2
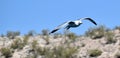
(49, 21, 70, 34)
(80, 17, 97, 25)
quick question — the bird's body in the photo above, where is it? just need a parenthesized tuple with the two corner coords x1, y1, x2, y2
(49, 17, 97, 34)
(64, 21, 82, 30)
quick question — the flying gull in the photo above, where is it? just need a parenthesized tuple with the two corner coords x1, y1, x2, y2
(49, 17, 97, 34)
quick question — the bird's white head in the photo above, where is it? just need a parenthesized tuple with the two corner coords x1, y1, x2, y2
(79, 20, 82, 23)
(77, 19, 82, 23)
(74, 20, 82, 25)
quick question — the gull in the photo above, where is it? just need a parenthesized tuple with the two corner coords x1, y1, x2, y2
(49, 17, 97, 34)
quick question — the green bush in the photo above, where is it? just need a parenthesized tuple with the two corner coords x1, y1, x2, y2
(88, 49, 102, 57)
(105, 31, 116, 44)
(41, 29, 49, 36)
(53, 33, 62, 39)
(31, 40, 49, 57)
(23, 35, 29, 45)
(66, 32, 77, 42)
(6, 31, 20, 39)
(0, 47, 12, 58)
(44, 45, 78, 58)
(1, 34, 5, 37)
(31, 40, 38, 50)
(30, 40, 78, 58)
(11, 38, 22, 49)
(37, 47, 49, 56)
(11, 36, 29, 50)
(86, 25, 116, 43)
(115, 26, 120, 30)
(27, 30, 36, 36)
(85, 25, 108, 39)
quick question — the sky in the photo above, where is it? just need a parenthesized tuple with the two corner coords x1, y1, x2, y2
(0, 0, 120, 35)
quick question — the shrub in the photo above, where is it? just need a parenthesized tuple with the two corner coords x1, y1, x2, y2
(23, 35, 29, 45)
(37, 47, 49, 56)
(53, 33, 62, 39)
(11, 38, 22, 49)
(0, 47, 12, 58)
(31, 40, 38, 50)
(105, 31, 116, 44)
(30, 40, 78, 58)
(1, 34, 5, 37)
(85, 25, 108, 39)
(44, 45, 78, 58)
(7, 31, 20, 39)
(29, 40, 38, 58)
(66, 32, 77, 42)
(86, 25, 116, 44)
(115, 26, 120, 30)
(41, 29, 49, 36)
(11, 37, 29, 50)
(44, 36, 50, 45)
(115, 52, 120, 58)
(88, 49, 102, 57)
(67, 32, 77, 39)
(58, 46, 77, 58)
(81, 43, 85, 47)
(27, 30, 36, 36)
(31, 40, 49, 57)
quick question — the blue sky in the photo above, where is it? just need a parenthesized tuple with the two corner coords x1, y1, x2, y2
(0, 0, 120, 35)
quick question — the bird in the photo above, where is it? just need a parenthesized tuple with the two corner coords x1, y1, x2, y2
(49, 17, 97, 34)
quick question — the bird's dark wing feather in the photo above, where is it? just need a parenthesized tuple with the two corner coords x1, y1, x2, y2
(83, 18, 97, 25)
(49, 21, 70, 34)
(49, 29, 59, 34)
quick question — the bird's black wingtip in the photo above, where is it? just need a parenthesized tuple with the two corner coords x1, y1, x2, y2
(49, 32, 53, 35)
(94, 23, 97, 25)
(94, 22, 97, 26)
(96, 23, 97, 25)
(85, 17, 97, 26)
(49, 29, 59, 34)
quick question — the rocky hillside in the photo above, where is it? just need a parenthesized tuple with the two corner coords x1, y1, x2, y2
(0, 26, 120, 58)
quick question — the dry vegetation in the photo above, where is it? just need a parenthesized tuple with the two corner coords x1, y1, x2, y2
(88, 49, 102, 57)
(0, 25, 120, 58)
